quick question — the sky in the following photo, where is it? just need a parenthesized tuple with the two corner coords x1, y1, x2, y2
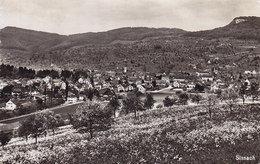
(0, 0, 260, 35)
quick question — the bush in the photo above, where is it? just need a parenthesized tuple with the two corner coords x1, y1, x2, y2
(0, 131, 12, 149)
(178, 93, 189, 105)
(0, 110, 14, 120)
(163, 96, 177, 107)
(190, 94, 202, 104)
(18, 103, 38, 115)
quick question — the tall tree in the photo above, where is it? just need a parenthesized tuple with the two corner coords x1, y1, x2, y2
(84, 88, 94, 101)
(2, 85, 14, 98)
(221, 89, 239, 112)
(144, 93, 156, 109)
(44, 112, 64, 137)
(23, 114, 46, 143)
(203, 95, 218, 119)
(61, 70, 72, 79)
(107, 97, 120, 117)
(18, 119, 32, 142)
(65, 81, 69, 101)
(250, 82, 259, 102)
(239, 83, 247, 104)
(70, 102, 113, 138)
(122, 93, 144, 118)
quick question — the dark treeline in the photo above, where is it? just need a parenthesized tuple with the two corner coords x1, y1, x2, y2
(0, 63, 90, 80)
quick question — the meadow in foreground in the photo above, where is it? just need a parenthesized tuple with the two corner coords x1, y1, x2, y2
(1, 103, 260, 164)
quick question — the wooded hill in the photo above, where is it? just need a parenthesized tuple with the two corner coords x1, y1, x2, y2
(0, 16, 260, 73)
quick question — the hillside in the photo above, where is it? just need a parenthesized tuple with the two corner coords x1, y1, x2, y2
(0, 27, 185, 52)
(0, 26, 65, 51)
(1, 103, 260, 163)
(186, 16, 260, 41)
(0, 16, 260, 72)
(62, 27, 186, 49)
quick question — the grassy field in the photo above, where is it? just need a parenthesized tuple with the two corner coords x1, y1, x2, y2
(1, 103, 260, 163)
(0, 102, 84, 132)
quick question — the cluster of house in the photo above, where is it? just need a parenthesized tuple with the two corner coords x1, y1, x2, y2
(0, 67, 259, 111)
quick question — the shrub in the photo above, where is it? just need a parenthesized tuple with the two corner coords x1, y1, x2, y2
(163, 96, 177, 107)
(178, 93, 189, 105)
(0, 131, 12, 149)
(190, 94, 202, 104)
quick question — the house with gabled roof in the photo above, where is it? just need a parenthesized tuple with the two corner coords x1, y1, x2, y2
(5, 99, 25, 110)
(210, 82, 219, 93)
(137, 84, 146, 93)
(201, 75, 214, 82)
(161, 76, 170, 84)
(12, 86, 29, 98)
(155, 79, 167, 87)
(67, 97, 77, 104)
(66, 92, 78, 104)
(6, 99, 17, 110)
(172, 81, 181, 88)
(117, 84, 125, 92)
(125, 84, 134, 92)
(196, 71, 210, 77)
(186, 82, 196, 90)
(99, 88, 114, 97)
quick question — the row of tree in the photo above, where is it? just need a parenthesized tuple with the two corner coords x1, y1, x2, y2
(0, 111, 63, 149)
(18, 111, 64, 143)
(0, 64, 90, 82)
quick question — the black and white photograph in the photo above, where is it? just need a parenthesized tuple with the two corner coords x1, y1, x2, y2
(0, 0, 260, 163)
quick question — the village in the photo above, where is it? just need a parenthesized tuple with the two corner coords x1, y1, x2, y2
(0, 61, 259, 121)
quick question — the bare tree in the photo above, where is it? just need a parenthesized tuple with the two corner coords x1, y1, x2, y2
(107, 97, 120, 117)
(221, 89, 239, 112)
(250, 82, 259, 102)
(203, 95, 218, 119)
(239, 84, 247, 104)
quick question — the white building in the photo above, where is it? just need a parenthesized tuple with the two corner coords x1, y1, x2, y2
(187, 83, 195, 90)
(201, 76, 214, 82)
(117, 85, 125, 92)
(6, 100, 17, 110)
(67, 97, 77, 104)
(137, 84, 146, 93)
(125, 85, 134, 92)
(173, 81, 181, 88)
(0, 82, 8, 90)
